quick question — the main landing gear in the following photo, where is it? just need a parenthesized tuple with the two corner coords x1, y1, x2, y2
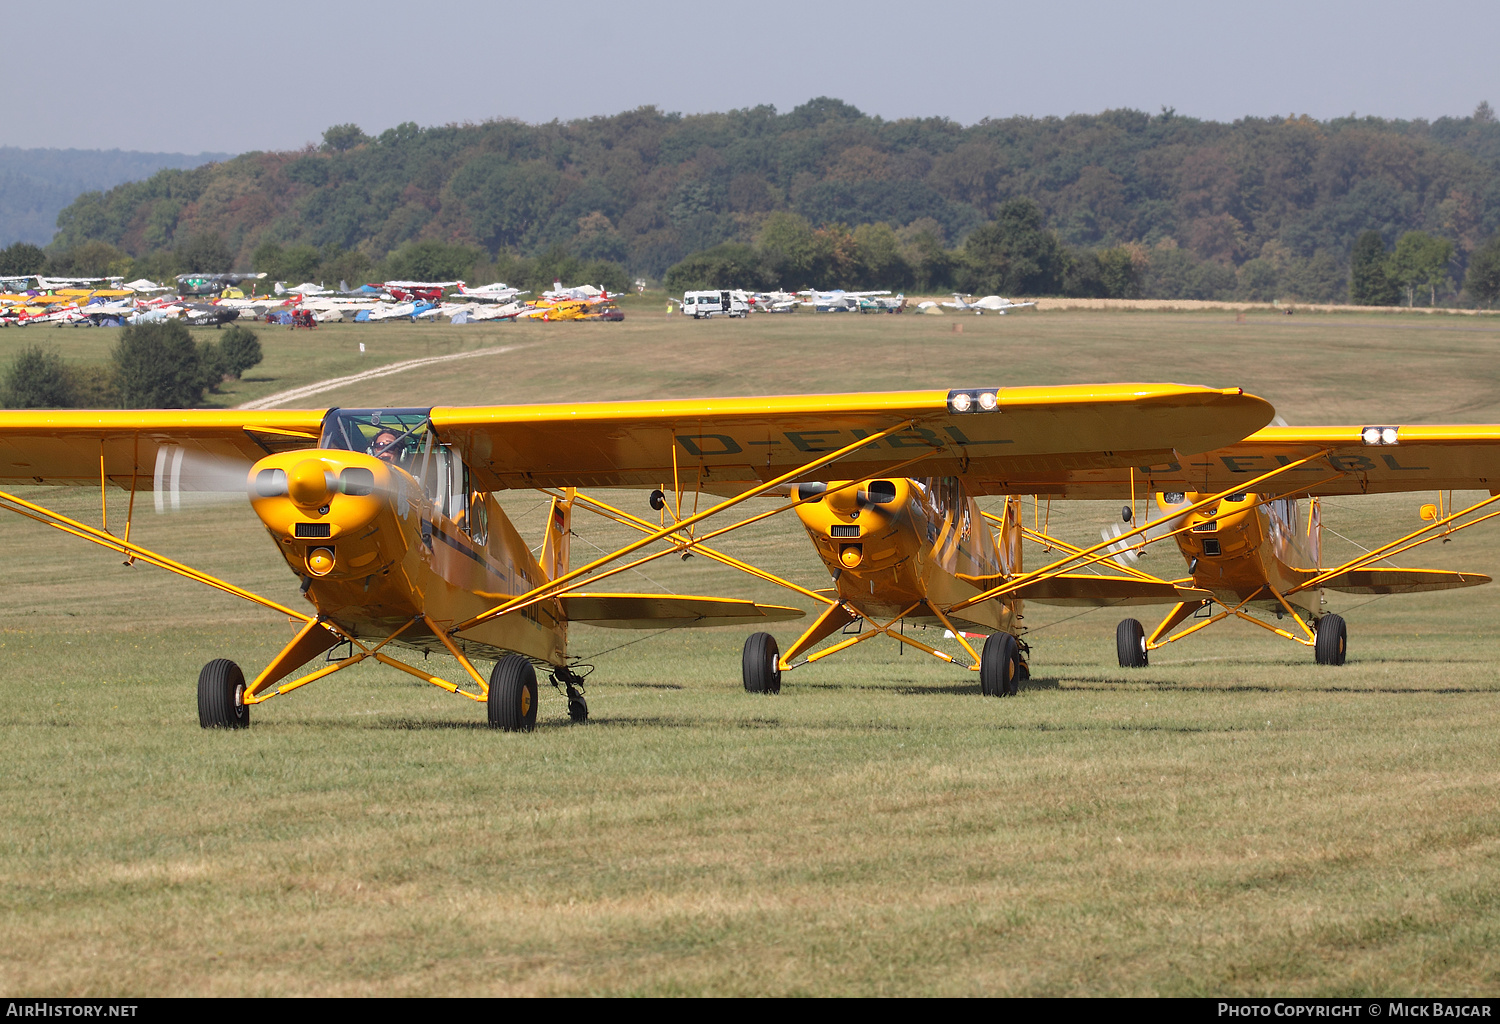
(488, 654, 539, 731)
(742, 632, 782, 693)
(980, 632, 1022, 697)
(198, 658, 249, 729)
(1114, 610, 1349, 667)
(1314, 613, 1347, 666)
(197, 648, 573, 733)
(1117, 618, 1148, 668)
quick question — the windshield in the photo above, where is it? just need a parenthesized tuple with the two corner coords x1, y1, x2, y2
(319, 408, 434, 467)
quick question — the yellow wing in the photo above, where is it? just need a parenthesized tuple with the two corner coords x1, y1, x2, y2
(433, 384, 1273, 492)
(558, 593, 805, 628)
(0, 410, 324, 485)
(981, 425, 1500, 498)
(0, 384, 1274, 493)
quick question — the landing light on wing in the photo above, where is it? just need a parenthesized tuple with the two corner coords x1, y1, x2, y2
(948, 388, 1000, 413)
(1362, 426, 1400, 445)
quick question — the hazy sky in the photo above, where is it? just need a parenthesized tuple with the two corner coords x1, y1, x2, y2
(9, 0, 1496, 154)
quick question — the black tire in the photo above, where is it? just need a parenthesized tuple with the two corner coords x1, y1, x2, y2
(1315, 613, 1347, 666)
(198, 658, 248, 729)
(742, 632, 781, 694)
(1117, 618, 1148, 668)
(980, 632, 1021, 697)
(488, 654, 538, 731)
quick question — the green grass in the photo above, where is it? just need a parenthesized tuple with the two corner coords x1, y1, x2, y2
(3, 309, 1500, 995)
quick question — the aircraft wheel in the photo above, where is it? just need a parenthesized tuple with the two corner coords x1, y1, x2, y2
(1116, 618, 1148, 668)
(488, 655, 538, 731)
(980, 632, 1021, 697)
(742, 632, 781, 694)
(198, 658, 249, 729)
(1314, 613, 1347, 666)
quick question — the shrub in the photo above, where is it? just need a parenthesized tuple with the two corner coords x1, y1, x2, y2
(113, 320, 204, 408)
(1, 345, 75, 408)
(219, 324, 263, 378)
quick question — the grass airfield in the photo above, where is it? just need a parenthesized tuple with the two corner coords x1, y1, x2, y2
(3, 307, 1500, 995)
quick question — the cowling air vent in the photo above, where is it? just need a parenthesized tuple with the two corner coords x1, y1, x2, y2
(295, 522, 332, 539)
(831, 524, 860, 538)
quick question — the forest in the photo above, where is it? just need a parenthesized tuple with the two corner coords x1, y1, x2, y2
(18, 98, 1500, 304)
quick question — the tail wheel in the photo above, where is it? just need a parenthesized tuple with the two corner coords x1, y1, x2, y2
(488, 654, 538, 731)
(1117, 618, 1148, 668)
(742, 632, 781, 694)
(198, 659, 249, 729)
(980, 632, 1021, 697)
(1315, 613, 1347, 666)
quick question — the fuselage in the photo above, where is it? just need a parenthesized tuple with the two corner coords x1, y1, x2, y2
(1164, 491, 1322, 617)
(793, 476, 1021, 634)
(246, 410, 568, 665)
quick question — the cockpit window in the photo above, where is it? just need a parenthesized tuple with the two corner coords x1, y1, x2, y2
(319, 408, 434, 468)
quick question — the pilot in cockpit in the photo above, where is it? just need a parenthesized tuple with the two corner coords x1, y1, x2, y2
(371, 430, 407, 468)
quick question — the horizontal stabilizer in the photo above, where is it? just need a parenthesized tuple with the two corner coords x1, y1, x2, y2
(559, 593, 805, 629)
(956, 572, 1212, 607)
(1315, 568, 1491, 595)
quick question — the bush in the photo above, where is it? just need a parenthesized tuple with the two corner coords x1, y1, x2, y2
(113, 320, 205, 408)
(1, 346, 75, 408)
(219, 324, 263, 378)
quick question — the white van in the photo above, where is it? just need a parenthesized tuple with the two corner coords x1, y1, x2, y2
(681, 290, 750, 318)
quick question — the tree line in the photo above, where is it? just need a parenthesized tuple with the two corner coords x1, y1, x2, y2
(25, 98, 1500, 303)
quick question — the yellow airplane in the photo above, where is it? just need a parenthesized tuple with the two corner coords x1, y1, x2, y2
(616, 422, 1500, 692)
(1020, 424, 1500, 667)
(0, 384, 1271, 729)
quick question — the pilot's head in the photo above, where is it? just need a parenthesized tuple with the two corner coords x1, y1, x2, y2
(373, 431, 399, 462)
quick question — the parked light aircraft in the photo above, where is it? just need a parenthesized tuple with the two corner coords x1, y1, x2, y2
(384, 282, 459, 302)
(942, 294, 1037, 315)
(38, 276, 126, 290)
(0, 385, 1272, 729)
(799, 289, 891, 313)
(542, 281, 610, 302)
(750, 290, 801, 313)
(177, 273, 266, 297)
(457, 283, 522, 303)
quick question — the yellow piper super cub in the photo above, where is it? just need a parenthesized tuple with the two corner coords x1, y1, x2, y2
(628, 417, 1500, 694)
(0, 384, 1272, 729)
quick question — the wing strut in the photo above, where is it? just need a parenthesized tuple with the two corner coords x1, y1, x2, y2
(948, 450, 1341, 612)
(0, 486, 313, 623)
(447, 420, 932, 635)
(1287, 491, 1500, 596)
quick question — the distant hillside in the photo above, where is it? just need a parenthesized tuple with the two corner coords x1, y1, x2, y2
(0, 147, 229, 246)
(42, 100, 1500, 301)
